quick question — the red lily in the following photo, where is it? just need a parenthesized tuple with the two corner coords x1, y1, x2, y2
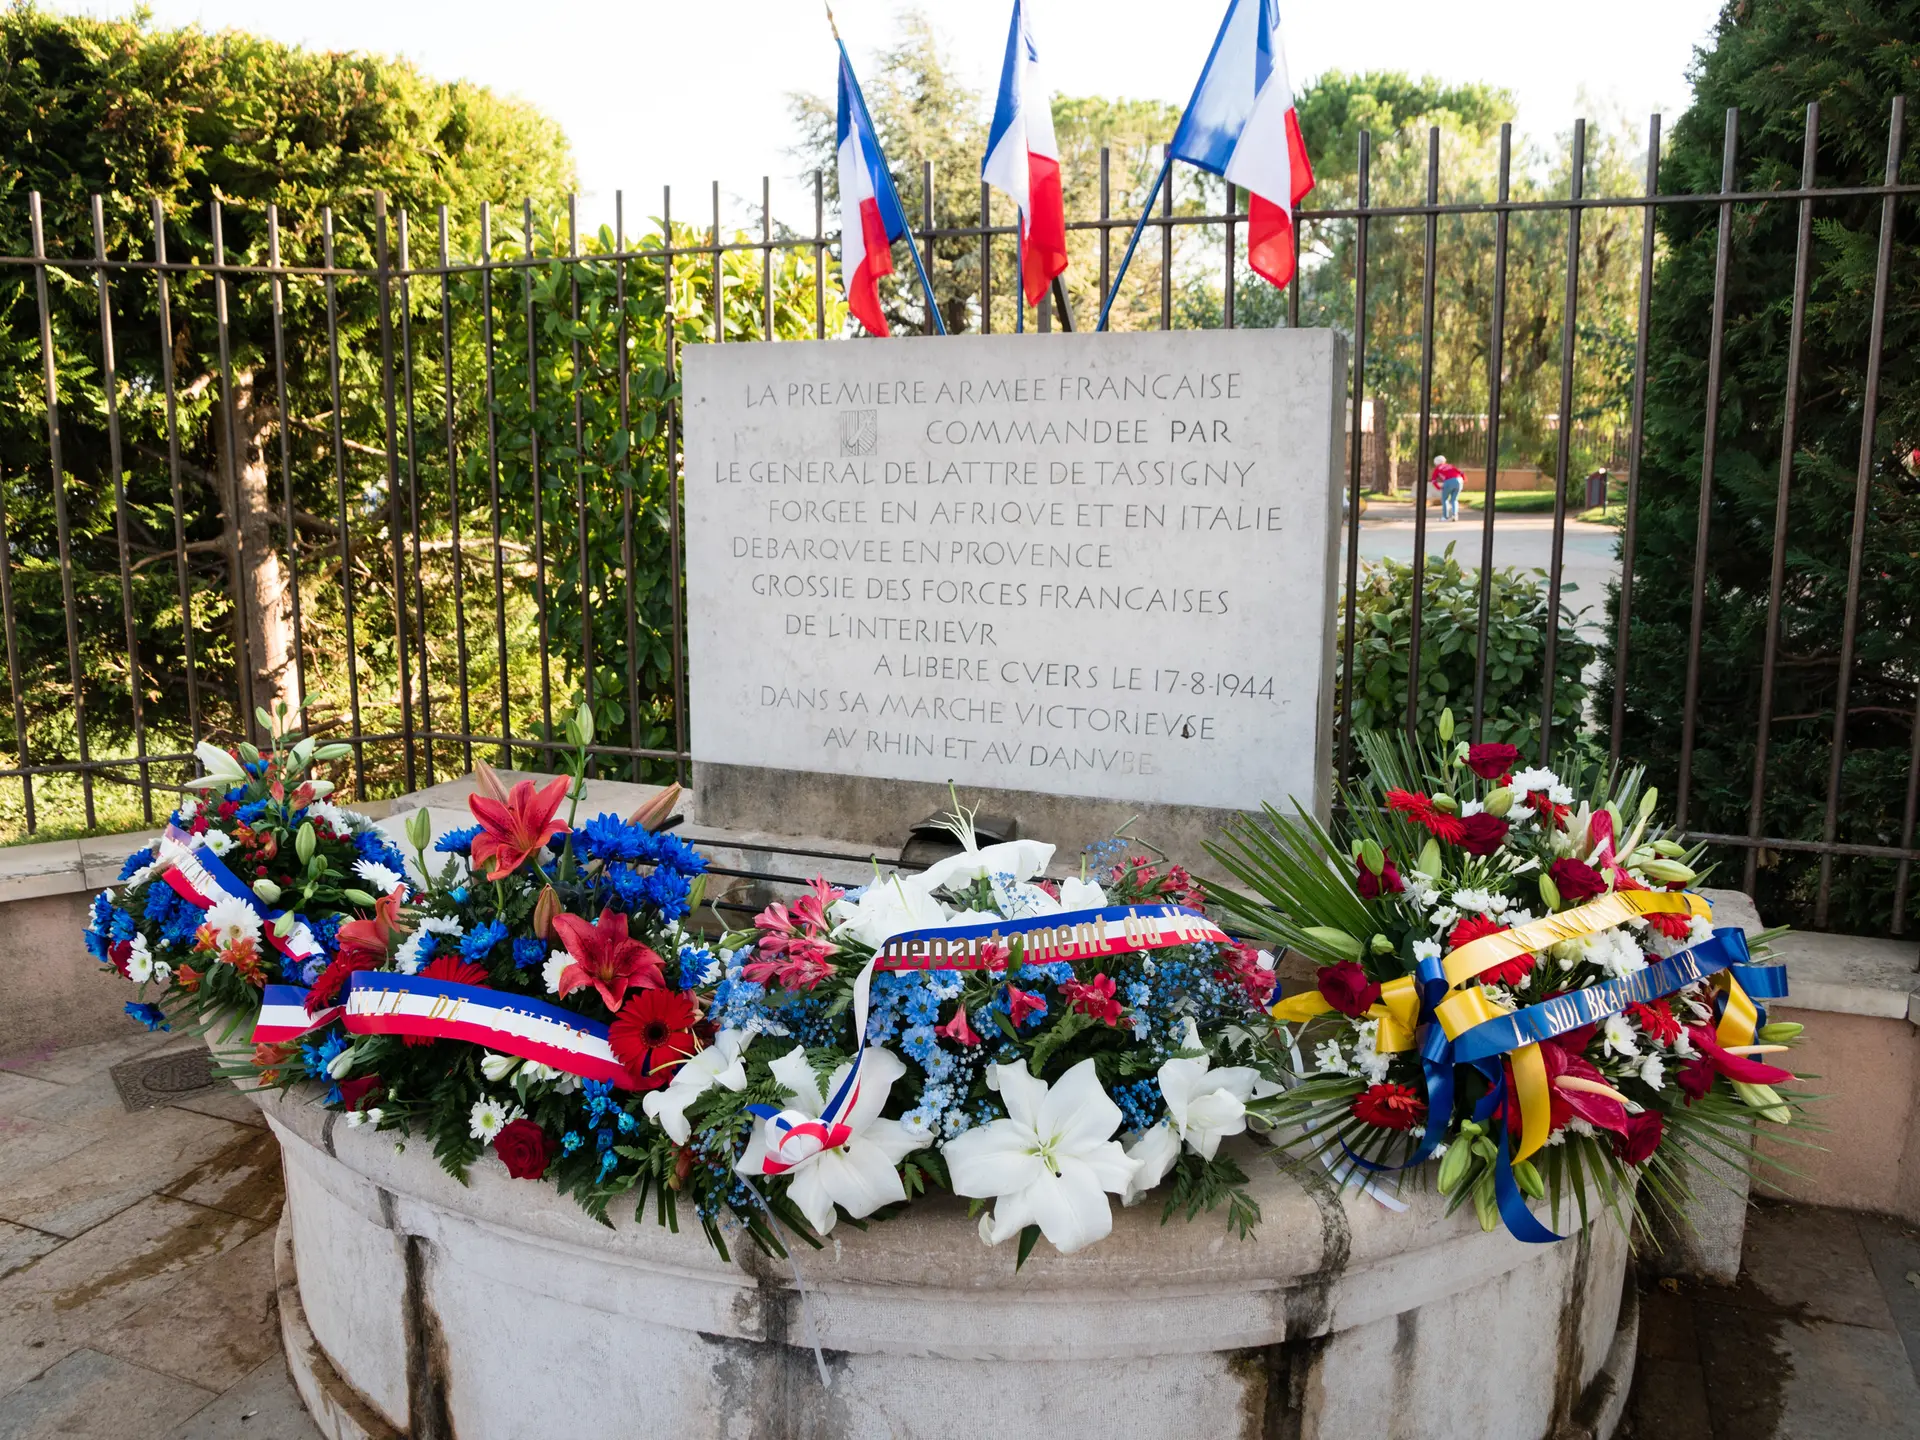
(937, 1004, 982, 1047)
(551, 907, 664, 1011)
(1005, 985, 1046, 1027)
(741, 940, 836, 991)
(468, 775, 571, 880)
(337, 888, 410, 966)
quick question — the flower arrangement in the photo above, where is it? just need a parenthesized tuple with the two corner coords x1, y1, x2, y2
(1208, 714, 1807, 1241)
(84, 705, 394, 1036)
(250, 722, 1285, 1260)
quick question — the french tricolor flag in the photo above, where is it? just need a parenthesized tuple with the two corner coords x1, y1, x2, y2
(1170, 0, 1315, 289)
(837, 44, 908, 337)
(982, 0, 1068, 306)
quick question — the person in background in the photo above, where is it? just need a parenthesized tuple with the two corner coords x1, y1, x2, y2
(1430, 454, 1465, 521)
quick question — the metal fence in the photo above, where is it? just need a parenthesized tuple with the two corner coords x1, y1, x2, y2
(1, 99, 1916, 932)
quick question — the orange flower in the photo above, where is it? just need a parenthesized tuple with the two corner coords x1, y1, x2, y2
(224, 938, 268, 988)
(468, 775, 571, 880)
(337, 888, 409, 966)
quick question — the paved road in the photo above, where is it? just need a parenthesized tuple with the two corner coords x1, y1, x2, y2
(1343, 505, 1621, 637)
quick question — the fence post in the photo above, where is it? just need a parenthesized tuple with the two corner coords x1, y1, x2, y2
(374, 193, 417, 792)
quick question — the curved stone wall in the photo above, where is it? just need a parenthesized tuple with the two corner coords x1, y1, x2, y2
(259, 1085, 1633, 1440)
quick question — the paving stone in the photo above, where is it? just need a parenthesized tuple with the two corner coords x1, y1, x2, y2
(160, 1130, 284, 1225)
(160, 1356, 323, 1440)
(0, 1195, 262, 1395)
(1855, 1212, 1920, 1386)
(169, 1087, 268, 1131)
(0, 1228, 59, 1286)
(1732, 1204, 1897, 1330)
(95, 1228, 281, 1393)
(0, 1076, 61, 1115)
(0, 1076, 255, 1237)
(0, 1032, 185, 1088)
(1626, 1354, 1714, 1440)
(1775, 1317, 1920, 1438)
(0, 1347, 214, 1440)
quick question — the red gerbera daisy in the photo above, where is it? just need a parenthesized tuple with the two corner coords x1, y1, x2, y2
(609, 988, 700, 1091)
(1385, 789, 1467, 845)
(1352, 1083, 1426, 1131)
(1448, 914, 1534, 986)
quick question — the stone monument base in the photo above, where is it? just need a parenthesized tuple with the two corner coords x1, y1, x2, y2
(259, 1080, 1635, 1440)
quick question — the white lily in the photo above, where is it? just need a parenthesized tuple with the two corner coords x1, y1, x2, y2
(1057, 876, 1110, 910)
(736, 1046, 921, 1235)
(643, 1029, 750, 1144)
(829, 873, 952, 950)
(915, 838, 1056, 895)
(183, 740, 248, 791)
(1120, 1023, 1265, 1203)
(1120, 1121, 1182, 1204)
(942, 1057, 1139, 1255)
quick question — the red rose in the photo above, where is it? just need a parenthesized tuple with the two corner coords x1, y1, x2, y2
(1356, 857, 1404, 898)
(1611, 1110, 1664, 1166)
(1352, 1083, 1425, 1131)
(493, 1118, 551, 1180)
(336, 1076, 382, 1112)
(1548, 858, 1608, 903)
(1456, 812, 1511, 856)
(1466, 743, 1520, 780)
(1676, 1057, 1716, 1102)
(1316, 961, 1381, 1018)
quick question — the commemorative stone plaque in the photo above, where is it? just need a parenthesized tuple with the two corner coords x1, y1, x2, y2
(682, 328, 1345, 861)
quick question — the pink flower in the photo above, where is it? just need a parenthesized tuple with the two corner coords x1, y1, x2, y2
(551, 908, 665, 1011)
(937, 1005, 982, 1047)
(741, 937, 837, 991)
(468, 775, 571, 880)
(1005, 985, 1047, 1028)
(1061, 973, 1122, 1025)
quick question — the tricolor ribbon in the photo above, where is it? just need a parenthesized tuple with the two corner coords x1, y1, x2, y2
(250, 972, 632, 1086)
(742, 902, 1233, 1176)
(1270, 890, 1791, 1241)
(156, 824, 326, 967)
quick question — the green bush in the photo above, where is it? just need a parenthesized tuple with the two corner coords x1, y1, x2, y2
(1339, 545, 1596, 767)
(1599, 0, 1920, 935)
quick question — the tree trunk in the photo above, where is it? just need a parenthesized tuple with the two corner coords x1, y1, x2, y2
(212, 368, 297, 734)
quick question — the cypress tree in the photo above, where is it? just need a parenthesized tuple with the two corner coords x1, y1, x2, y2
(1601, 0, 1919, 933)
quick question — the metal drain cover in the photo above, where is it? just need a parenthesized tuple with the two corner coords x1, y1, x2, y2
(110, 1048, 219, 1111)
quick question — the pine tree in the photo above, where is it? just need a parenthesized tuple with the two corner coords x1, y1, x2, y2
(1600, 0, 1919, 933)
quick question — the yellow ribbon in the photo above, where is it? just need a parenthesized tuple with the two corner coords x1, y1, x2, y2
(1270, 888, 1719, 1165)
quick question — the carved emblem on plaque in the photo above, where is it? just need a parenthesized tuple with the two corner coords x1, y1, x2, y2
(839, 409, 878, 456)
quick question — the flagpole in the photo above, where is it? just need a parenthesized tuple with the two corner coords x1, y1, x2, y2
(830, 5, 948, 336)
(1095, 145, 1175, 332)
(1015, 227, 1025, 333)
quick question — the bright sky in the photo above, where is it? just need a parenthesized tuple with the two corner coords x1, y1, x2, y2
(53, 0, 1726, 228)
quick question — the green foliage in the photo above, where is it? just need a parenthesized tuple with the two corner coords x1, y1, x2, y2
(0, 4, 573, 827)
(1339, 546, 1594, 759)
(1599, 0, 1920, 934)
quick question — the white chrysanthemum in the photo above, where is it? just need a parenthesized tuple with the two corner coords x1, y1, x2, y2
(1312, 1039, 1353, 1077)
(393, 931, 430, 975)
(1602, 1013, 1640, 1058)
(1460, 799, 1484, 818)
(1509, 804, 1538, 825)
(418, 914, 465, 938)
(1547, 784, 1574, 806)
(307, 800, 351, 832)
(541, 949, 570, 995)
(125, 933, 155, 983)
(1511, 767, 1559, 794)
(203, 896, 261, 948)
(1639, 1054, 1667, 1091)
(200, 830, 234, 857)
(468, 1097, 519, 1143)
(1411, 938, 1441, 965)
(1583, 927, 1647, 980)
(1673, 1028, 1699, 1059)
(353, 859, 404, 894)
(1451, 888, 1495, 915)
(1428, 906, 1460, 933)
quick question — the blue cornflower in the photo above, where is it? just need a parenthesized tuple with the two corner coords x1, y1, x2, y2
(1019, 960, 1075, 985)
(125, 1001, 169, 1032)
(641, 831, 707, 877)
(641, 869, 691, 920)
(679, 945, 718, 988)
(561, 1131, 583, 1154)
(575, 813, 645, 863)
(435, 826, 482, 855)
(236, 799, 270, 825)
(308, 913, 343, 958)
(597, 1152, 619, 1182)
(512, 937, 546, 970)
(905, 988, 940, 1026)
(460, 919, 508, 963)
(107, 907, 137, 943)
(301, 1032, 348, 1080)
(117, 847, 156, 882)
(900, 1023, 939, 1067)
